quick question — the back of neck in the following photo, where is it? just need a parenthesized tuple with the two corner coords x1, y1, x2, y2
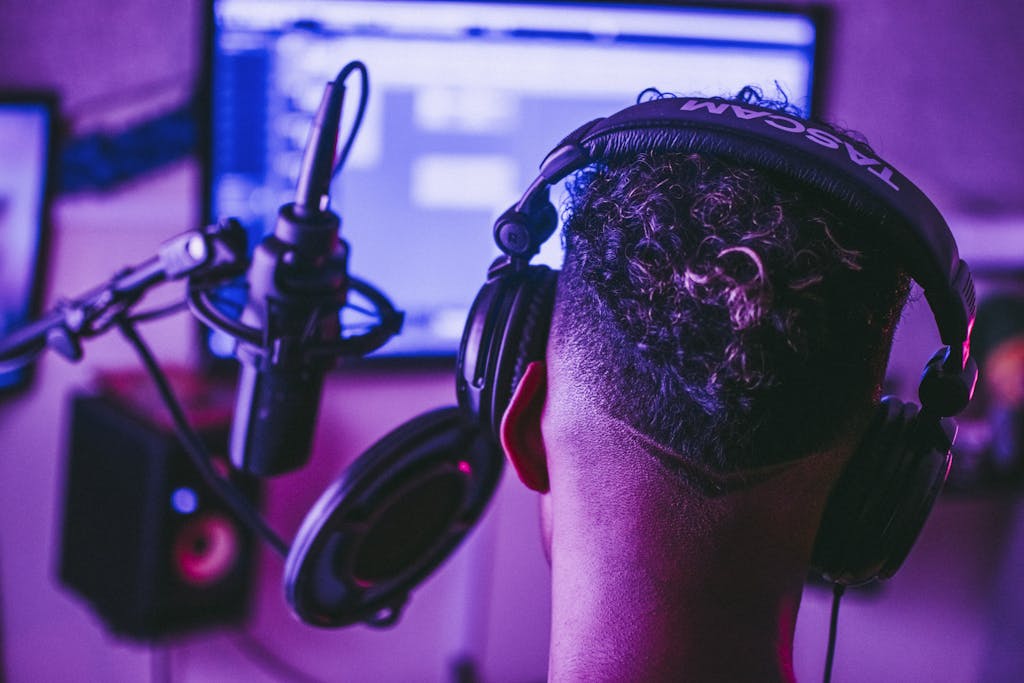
(547, 511, 805, 682)
(544, 438, 836, 682)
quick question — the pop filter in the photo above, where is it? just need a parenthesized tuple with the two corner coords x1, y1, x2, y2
(283, 406, 503, 628)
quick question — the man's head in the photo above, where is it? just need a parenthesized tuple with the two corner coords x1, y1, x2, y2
(548, 149, 910, 483)
(498, 142, 912, 563)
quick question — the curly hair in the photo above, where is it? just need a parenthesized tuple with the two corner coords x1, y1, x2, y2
(552, 150, 910, 475)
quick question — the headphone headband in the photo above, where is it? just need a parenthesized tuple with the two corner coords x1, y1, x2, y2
(495, 96, 975, 357)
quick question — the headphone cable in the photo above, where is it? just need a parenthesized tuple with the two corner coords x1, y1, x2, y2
(823, 582, 846, 683)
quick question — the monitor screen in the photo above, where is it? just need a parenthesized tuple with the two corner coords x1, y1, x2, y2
(205, 0, 822, 359)
(0, 94, 56, 393)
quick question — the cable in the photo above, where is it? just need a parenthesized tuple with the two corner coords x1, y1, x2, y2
(331, 60, 369, 178)
(115, 316, 289, 558)
(823, 582, 846, 683)
(128, 299, 191, 324)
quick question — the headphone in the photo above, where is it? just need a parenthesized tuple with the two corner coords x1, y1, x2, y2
(455, 95, 978, 587)
(285, 95, 979, 628)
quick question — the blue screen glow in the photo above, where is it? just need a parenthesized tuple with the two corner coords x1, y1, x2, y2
(209, 0, 819, 358)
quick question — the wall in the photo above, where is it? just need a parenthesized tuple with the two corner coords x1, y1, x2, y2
(0, 1, 1022, 682)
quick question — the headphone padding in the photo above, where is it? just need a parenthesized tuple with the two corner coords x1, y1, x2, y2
(873, 412, 954, 579)
(508, 270, 558, 401)
(457, 266, 557, 439)
(486, 267, 557, 437)
(813, 397, 953, 585)
(813, 398, 913, 584)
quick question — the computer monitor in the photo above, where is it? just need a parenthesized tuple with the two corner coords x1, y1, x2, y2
(0, 93, 57, 394)
(203, 0, 824, 360)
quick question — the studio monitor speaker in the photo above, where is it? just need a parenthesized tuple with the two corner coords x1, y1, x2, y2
(58, 375, 258, 640)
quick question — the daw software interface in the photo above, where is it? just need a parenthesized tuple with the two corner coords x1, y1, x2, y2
(208, 1, 819, 357)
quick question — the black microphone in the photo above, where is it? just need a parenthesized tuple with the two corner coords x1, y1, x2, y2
(229, 77, 349, 476)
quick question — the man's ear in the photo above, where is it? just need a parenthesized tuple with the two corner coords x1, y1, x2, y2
(499, 361, 550, 493)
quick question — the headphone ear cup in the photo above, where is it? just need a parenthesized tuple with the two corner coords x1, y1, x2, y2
(812, 397, 954, 585)
(457, 266, 557, 438)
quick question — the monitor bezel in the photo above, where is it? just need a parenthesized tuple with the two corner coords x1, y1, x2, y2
(0, 90, 59, 397)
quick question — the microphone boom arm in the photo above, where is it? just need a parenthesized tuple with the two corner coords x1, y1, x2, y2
(0, 218, 249, 367)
